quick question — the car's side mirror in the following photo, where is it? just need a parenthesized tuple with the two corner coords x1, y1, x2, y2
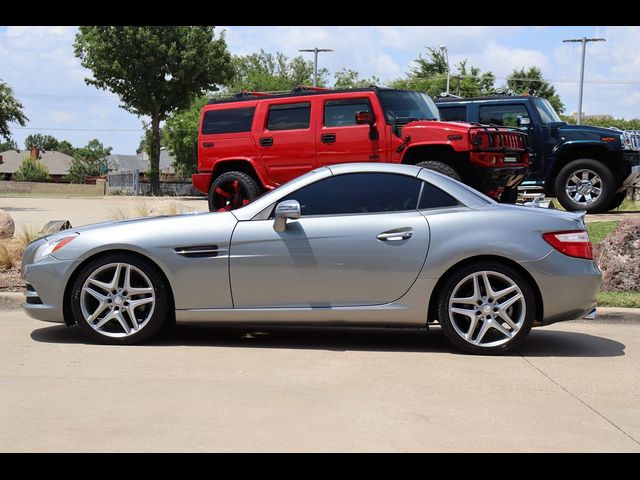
(355, 111, 379, 140)
(355, 111, 374, 125)
(273, 199, 301, 232)
(517, 116, 531, 127)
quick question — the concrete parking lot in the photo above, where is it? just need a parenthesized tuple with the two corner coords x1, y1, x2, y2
(1, 311, 639, 452)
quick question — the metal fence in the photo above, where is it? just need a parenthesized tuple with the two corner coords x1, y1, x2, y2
(108, 169, 140, 195)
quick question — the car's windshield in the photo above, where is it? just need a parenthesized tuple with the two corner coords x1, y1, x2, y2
(533, 97, 562, 124)
(378, 90, 440, 122)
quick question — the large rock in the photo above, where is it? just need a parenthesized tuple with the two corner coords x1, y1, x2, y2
(0, 209, 15, 239)
(594, 218, 640, 292)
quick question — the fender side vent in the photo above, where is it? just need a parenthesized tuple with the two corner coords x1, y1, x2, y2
(174, 245, 219, 258)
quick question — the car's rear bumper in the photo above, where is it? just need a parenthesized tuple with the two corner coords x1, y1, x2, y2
(519, 249, 601, 326)
(192, 172, 212, 195)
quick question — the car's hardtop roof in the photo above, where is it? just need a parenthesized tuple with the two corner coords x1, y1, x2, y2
(206, 86, 409, 106)
(434, 95, 537, 104)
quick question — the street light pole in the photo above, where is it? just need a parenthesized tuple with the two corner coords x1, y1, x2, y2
(298, 48, 334, 86)
(562, 37, 606, 125)
(439, 45, 450, 96)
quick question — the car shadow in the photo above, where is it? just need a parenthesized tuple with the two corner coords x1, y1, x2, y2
(30, 323, 625, 357)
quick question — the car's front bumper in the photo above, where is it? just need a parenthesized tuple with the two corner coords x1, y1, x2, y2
(519, 249, 601, 326)
(21, 256, 80, 324)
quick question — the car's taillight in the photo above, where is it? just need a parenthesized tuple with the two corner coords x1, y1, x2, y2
(542, 230, 593, 260)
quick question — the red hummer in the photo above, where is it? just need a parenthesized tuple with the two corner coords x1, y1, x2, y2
(193, 86, 530, 211)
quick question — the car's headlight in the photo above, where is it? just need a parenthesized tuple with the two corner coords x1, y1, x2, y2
(33, 234, 78, 262)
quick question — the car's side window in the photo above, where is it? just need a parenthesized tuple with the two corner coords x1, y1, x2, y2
(275, 173, 423, 217)
(439, 106, 467, 122)
(324, 99, 372, 127)
(266, 102, 311, 130)
(418, 181, 460, 209)
(479, 104, 530, 127)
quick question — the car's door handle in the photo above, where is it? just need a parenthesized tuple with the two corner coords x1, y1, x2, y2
(321, 133, 336, 143)
(260, 137, 273, 147)
(376, 228, 413, 241)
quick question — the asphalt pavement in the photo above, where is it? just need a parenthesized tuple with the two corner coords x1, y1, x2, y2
(1, 311, 639, 452)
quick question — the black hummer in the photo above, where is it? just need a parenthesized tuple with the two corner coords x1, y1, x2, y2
(435, 95, 640, 213)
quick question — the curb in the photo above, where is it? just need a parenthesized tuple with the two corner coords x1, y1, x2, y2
(0, 292, 23, 310)
(1, 291, 639, 322)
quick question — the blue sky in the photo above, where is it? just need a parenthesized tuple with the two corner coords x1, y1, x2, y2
(1, 26, 638, 154)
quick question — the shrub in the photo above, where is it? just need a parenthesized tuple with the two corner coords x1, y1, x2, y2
(13, 156, 50, 182)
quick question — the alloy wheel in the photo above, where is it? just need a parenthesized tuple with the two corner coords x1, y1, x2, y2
(448, 270, 526, 348)
(80, 262, 156, 338)
(564, 168, 603, 206)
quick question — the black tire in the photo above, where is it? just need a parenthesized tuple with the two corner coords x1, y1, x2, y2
(436, 262, 536, 355)
(415, 161, 462, 182)
(500, 186, 519, 204)
(70, 253, 171, 345)
(208, 171, 262, 212)
(554, 158, 616, 213)
(607, 191, 628, 211)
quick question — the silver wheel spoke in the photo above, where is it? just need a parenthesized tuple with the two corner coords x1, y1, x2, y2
(87, 302, 109, 324)
(94, 309, 117, 329)
(474, 321, 492, 345)
(451, 273, 480, 304)
(466, 315, 479, 341)
(83, 286, 107, 303)
(128, 286, 154, 296)
(492, 284, 517, 301)
(491, 320, 513, 339)
(498, 310, 519, 330)
(129, 297, 154, 310)
(451, 307, 476, 319)
(498, 293, 522, 311)
(114, 311, 131, 335)
(88, 277, 112, 292)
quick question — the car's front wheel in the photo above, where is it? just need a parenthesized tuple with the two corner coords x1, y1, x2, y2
(70, 253, 171, 345)
(437, 262, 536, 355)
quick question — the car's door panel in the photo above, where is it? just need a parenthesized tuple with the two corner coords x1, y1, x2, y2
(229, 212, 430, 308)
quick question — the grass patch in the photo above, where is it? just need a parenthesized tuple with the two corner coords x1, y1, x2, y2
(586, 220, 619, 244)
(616, 198, 640, 211)
(598, 290, 640, 308)
(0, 242, 13, 270)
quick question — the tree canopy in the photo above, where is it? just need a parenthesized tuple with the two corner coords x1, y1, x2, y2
(67, 139, 112, 184)
(0, 80, 28, 144)
(74, 26, 233, 193)
(389, 47, 495, 98)
(225, 50, 328, 93)
(333, 69, 380, 88)
(24, 133, 59, 151)
(506, 67, 565, 113)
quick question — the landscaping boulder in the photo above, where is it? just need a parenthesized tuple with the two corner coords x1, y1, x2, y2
(594, 217, 640, 292)
(0, 209, 15, 239)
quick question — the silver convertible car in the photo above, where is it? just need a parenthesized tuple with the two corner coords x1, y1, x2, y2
(21, 163, 601, 354)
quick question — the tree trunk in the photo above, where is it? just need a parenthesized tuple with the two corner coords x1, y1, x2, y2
(149, 114, 161, 195)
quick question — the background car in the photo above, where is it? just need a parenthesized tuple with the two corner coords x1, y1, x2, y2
(22, 163, 600, 354)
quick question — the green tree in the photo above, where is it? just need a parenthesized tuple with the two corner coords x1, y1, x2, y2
(0, 139, 18, 152)
(164, 97, 207, 179)
(506, 67, 565, 113)
(0, 80, 28, 144)
(74, 26, 233, 194)
(333, 68, 380, 88)
(67, 139, 112, 184)
(14, 155, 50, 182)
(389, 47, 495, 98)
(57, 140, 75, 156)
(136, 125, 164, 156)
(226, 50, 328, 93)
(559, 114, 640, 130)
(24, 133, 59, 151)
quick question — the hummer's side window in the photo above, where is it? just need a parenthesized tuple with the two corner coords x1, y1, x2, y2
(479, 104, 530, 127)
(439, 106, 467, 122)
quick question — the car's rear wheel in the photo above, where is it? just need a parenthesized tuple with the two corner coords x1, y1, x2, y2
(554, 159, 616, 213)
(70, 253, 170, 345)
(437, 262, 535, 355)
(415, 161, 462, 181)
(208, 171, 262, 212)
